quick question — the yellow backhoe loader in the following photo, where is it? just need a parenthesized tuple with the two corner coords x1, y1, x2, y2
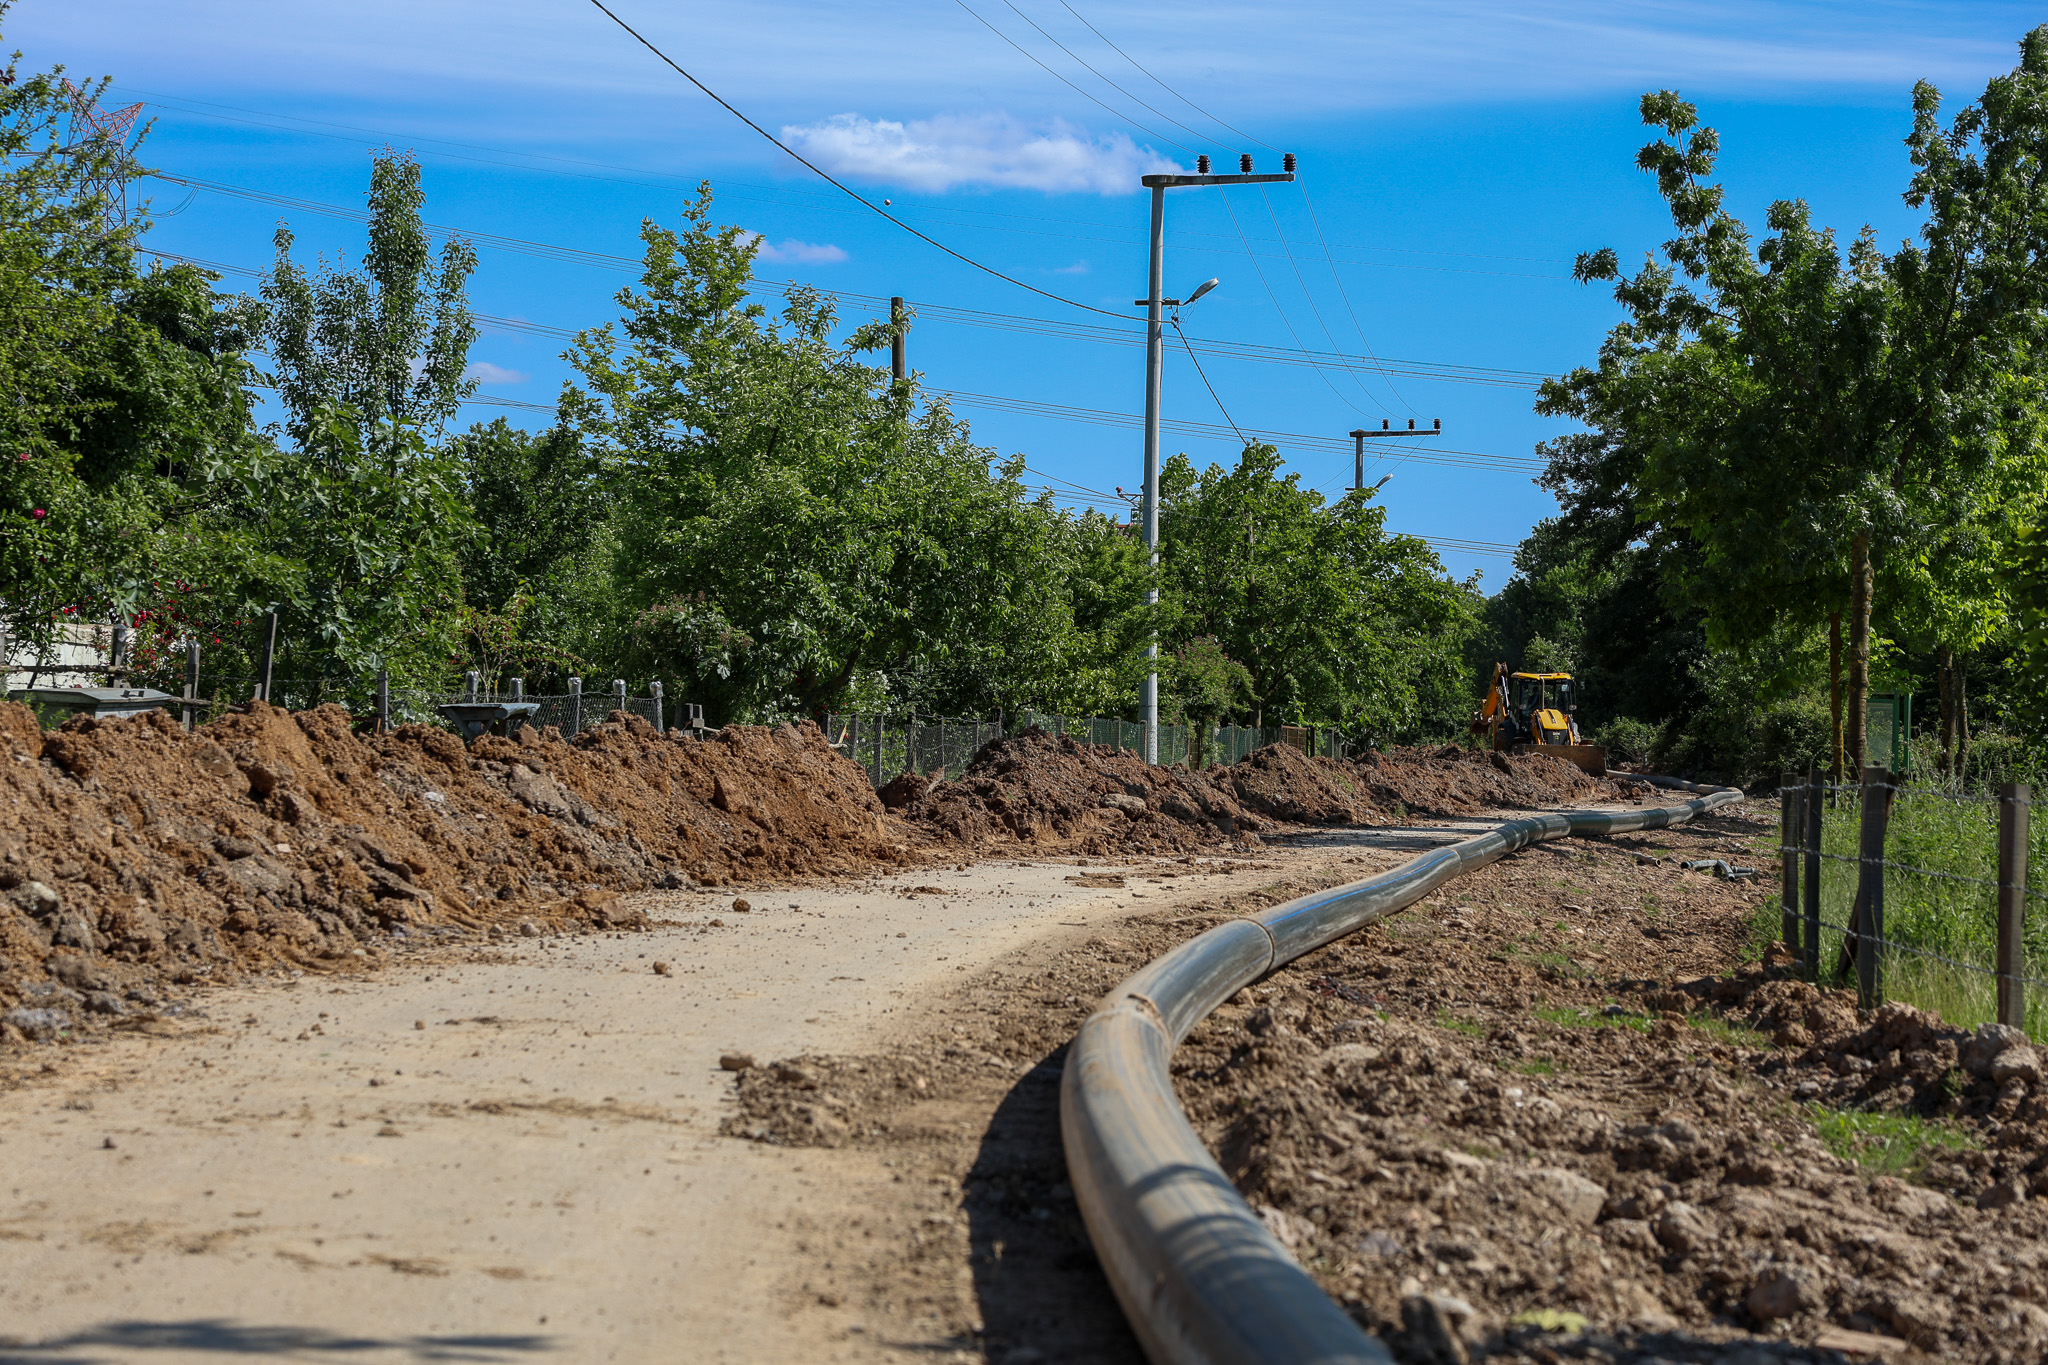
(1471, 663, 1608, 776)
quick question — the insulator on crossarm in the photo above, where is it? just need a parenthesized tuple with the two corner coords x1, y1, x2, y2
(1196, 154, 1210, 174)
(1239, 154, 1253, 173)
(1283, 152, 1297, 173)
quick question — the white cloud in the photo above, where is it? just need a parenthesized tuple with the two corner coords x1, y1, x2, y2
(781, 112, 1178, 194)
(1050, 260, 1090, 275)
(740, 233, 849, 264)
(463, 361, 529, 385)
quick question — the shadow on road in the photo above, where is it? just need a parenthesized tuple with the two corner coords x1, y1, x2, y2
(0, 1320, 555, 1363)
(960, 1048, 1142, 1365)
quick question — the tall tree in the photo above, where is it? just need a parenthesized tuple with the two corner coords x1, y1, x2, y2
(259, 150, 478, 446)
(1159, 444, 1474, 740)
(1548, 40, 2048, 776)
(0, 22, 269, 661)
(562, 186, 1083, 720)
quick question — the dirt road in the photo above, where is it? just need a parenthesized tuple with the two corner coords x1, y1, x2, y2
(0, 846, 1394, 1364)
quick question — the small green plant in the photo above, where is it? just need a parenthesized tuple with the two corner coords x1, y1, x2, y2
(1806, 1105, 1976, 1181)
(1505, 1057, 1560, 1076)
(1532, 1003, 1652, 1032)
(1738, 898, 1780, 965)
(1435, 1011, 1489, 1038)
(1687, 1013, 1770, 1049)
(1462, 1140, 1503, 1159)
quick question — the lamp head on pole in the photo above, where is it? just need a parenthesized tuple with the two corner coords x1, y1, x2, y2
(1183, 277, 1220, 306)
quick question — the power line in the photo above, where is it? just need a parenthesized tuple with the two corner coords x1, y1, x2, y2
(120, 84, 1570, 273)
(988, 0, 1220, 152)
(950, 0, 1194, 153)
(581, 0, 1128, 320)
(1170, 315, 1246, 445)
(1054, 0, 1277, 153)
(933, 389, 1541, 472)
(141, 229, 1547, 390)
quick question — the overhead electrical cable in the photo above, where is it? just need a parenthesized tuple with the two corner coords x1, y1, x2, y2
(1254, 181, 1393, 417)
(946, 0, 1194, 153)
(1215, 187, 1379, 418)
(581, 0, 1128, 319)
(989, 0, 1220, 151)
(1170, 315, 1246, 445)
(120, 86, 1569, 271)
(1296, 177, 1415, 416)
(142, 232, 1547, 390)
(1055, 0, 1278, 153)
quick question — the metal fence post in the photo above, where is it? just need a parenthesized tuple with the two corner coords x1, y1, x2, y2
(1780, 773, 1800, 957)
(256, 609, 278, 704)
(1998, 781, 2030, 1029)
(568, 676, 582, 735)
(464, 671, 479, 704)
(1802, 765, 1823, 981)
(510, 676, 523, 702)
(376, 668, 390, 735)
(183, 639, 200, 732)
(1847, 766, 1891, 1009)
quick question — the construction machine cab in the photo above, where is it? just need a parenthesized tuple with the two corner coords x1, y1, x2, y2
(1471, 664, 1607, 775)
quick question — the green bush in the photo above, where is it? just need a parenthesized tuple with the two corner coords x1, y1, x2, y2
(1592, 716, 1658, 763)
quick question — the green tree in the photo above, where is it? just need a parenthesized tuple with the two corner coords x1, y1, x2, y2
(0, 24, 273, 665)
(448, 417, 617, 675)
(1549, 43, 2048, 777)
(562, 186, 1085, 720)
(1159, 443, 1476, 741)
(259, 150, 478, 446)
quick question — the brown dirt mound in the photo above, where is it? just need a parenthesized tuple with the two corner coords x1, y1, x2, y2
(902, 730, 1636, 855)
(1359, 743, 1634, 816)
(0, 701, 903, 1003)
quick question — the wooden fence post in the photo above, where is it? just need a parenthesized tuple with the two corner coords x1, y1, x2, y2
(256, 610, 278, 704)
(183, 639, 200, 732)
(1781, 772, 1801, 960)
(1998, 782, 2030, 1029)
(651, 680, 664, 734)
(1803, 765, 1824, 981)
(1847, 766, 1892, 1010)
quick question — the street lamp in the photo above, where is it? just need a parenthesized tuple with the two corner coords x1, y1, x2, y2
(1136, 154, 1295, 765)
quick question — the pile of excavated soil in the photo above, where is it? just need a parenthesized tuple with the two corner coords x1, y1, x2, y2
(0, 704, 1640, 1040)
(1168, 804, 2048, 1365)
(0, 701, 902, 1007)
(900, 730, 1635, 855)
(731, 799, 2045, 1364)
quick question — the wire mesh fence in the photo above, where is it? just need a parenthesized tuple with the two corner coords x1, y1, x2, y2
(1783, 773, 2046, 1039)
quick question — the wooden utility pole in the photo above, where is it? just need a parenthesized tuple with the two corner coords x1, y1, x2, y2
(891, 297, 906, 381)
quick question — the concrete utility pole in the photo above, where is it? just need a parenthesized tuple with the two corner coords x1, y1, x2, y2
(1348, 418, 1443, 489)
(1139, 154, 1294, 765)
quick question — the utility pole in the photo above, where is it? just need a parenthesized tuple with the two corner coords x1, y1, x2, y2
(1348, 418, 1443, 489)
(1139, 153, 1294, 765)
(891, 296, 907, 381)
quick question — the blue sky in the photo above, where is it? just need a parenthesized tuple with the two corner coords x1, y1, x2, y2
(20, 0, 2040, 584)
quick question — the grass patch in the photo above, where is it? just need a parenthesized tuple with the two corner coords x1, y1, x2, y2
(1687, 1012, 1770, 1049)
(1504, 1056, 1561, 1076)
(1805, 1105, 1977, 1181)
(1531, 1003, 1651, 1032)
(1435, 1011, 1489, 1038)
(1738, 897, 1780, 966)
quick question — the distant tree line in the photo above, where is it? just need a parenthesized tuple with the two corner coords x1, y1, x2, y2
(0, 16, 1480, 743)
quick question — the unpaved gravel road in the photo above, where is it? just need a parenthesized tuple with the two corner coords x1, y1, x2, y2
(0, 842, 1421, 1364)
